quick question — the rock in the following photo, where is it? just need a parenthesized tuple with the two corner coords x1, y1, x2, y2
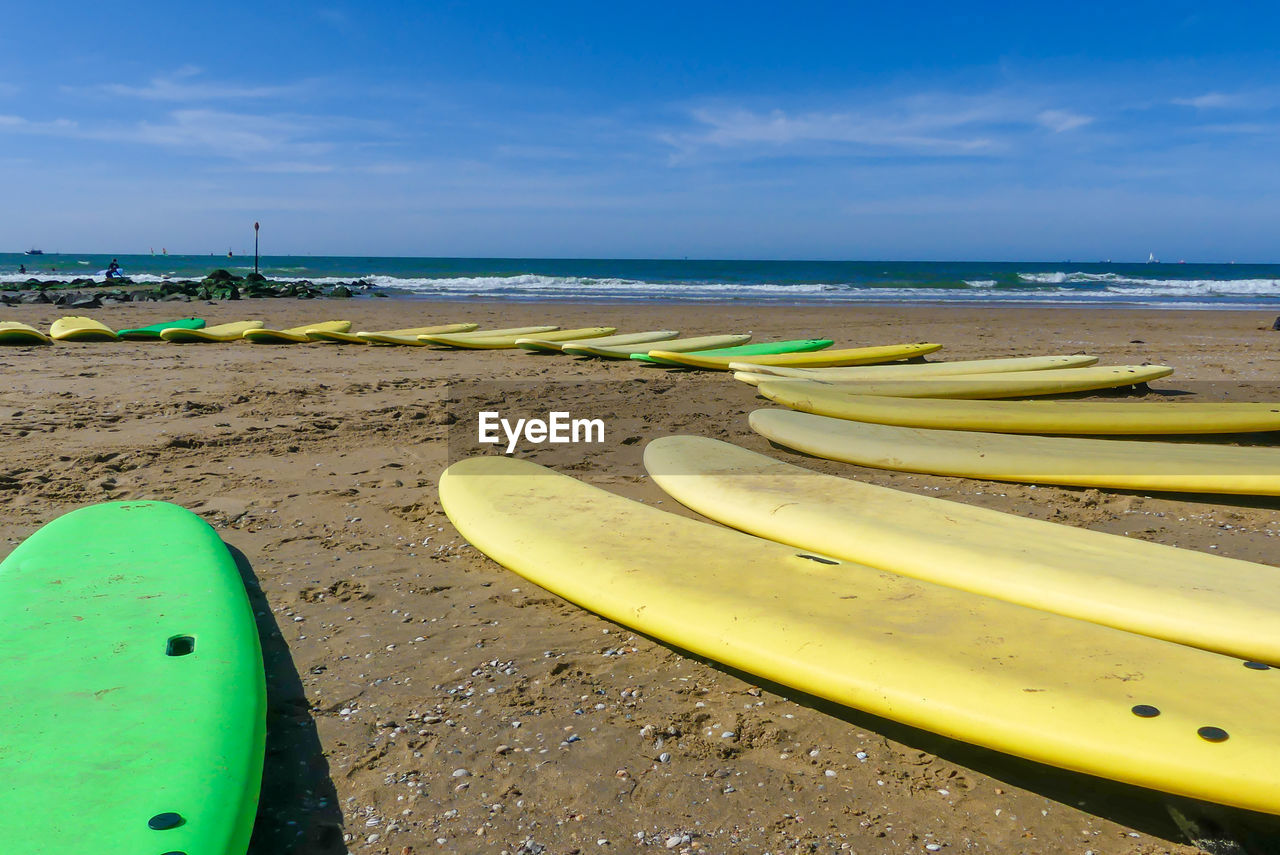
(245, 272, 266, 282)
(69, 294, 102, 309)
(329, 285, 353, 298)
(205, 268, 237, 282)
(19, 291, 50, 304)
(1272, 316, 1280, 331)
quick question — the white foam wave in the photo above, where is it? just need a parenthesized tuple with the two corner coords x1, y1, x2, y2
(364, 274, 842, 300)
(1017, 271, 1280, 296)
(4, 268, 1279, 306)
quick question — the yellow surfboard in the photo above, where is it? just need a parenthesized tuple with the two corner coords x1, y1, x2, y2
(748, 393, 1280, 434)
(49, 316, 119, 342)
(307, 323, 478, 343)
(515, 330, 680, 353)
(753, 364, 1173, 401)
(732, 354, 1100, 382)
(0, 321, 52, 345)
(750, 408, 1280, 495)
(645, 436, 1280, 662)
(160, 321, 265, 342)
(420, 326, 615, 349)
(440, 455, 1280, 816)
(651, 342, 942, 371)
(242, 320, 350, 343)
(562, 334, 752, 359)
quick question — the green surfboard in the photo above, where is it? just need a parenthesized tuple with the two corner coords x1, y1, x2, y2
(0, 501, 266, 854)
(117, 318, 206, 340)
(631, 338, 834, 363)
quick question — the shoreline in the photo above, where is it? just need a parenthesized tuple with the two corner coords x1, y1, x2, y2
(5, 293, 1280, 315)
(10, 283, 1280, 312)
(3, 297, 1276, 853)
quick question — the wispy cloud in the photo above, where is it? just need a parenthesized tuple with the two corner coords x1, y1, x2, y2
(239, 161, 336, 174)
(1196, 122, 1276, 135)
(0, 114, 79, 134)
(1037, 109, 1093, 132)
(83, 66, 306, 101)
(670, 103, 1000, 159)
(1172, 92, 1253, 109)
(114, 109, 329, 157)
(0, 108, 333, 162)
(664, 91, 1104, 161)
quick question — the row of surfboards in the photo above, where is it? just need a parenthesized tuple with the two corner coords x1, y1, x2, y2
(711, 354, 1280, 495)
(438, 327, 1280, 816)
(0, 317, 478, 344)
(1, 317, 936, 362)
(440, 438, 1280, 817)
(527, 331, 1280, 495)
(2, 317, 828, 352)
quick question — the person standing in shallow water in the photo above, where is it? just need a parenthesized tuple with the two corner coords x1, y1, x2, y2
(106, 259, 121, 279)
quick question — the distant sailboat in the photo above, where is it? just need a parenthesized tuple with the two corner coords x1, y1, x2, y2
(1147, 252, 1158, 264)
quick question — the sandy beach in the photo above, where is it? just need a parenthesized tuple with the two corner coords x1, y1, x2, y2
(4, 297, 1280, 855)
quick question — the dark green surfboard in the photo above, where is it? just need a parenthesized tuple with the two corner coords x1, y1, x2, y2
(117, 318, 206, 340)
(0, 501, 265, 854)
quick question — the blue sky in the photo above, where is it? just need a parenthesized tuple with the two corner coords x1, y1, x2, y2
(3, 1, 1279, 260)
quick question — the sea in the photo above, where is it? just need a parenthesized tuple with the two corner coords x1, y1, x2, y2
(4, 253, 1280, 310)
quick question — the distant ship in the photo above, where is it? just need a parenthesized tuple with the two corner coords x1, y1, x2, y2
(24, 248, 44, 256)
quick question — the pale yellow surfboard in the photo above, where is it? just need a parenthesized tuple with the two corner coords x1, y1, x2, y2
(563, 333, 752, 359)
(160, 321, 264, 342)
(515, 330, 680, 353)
(0, 321, 52, 345)
(644, 435, 1280, 661)
(420, 326, 615, 349)
(243, 320, 350, 343)
(440, 455, 1280, 816)
(750, 408, 1280, 495)
(361, 325, 559, 346)
(307, 323, 478, 343)
(49, 316, 119, 342)
(732, 354, 1100, 381)
(754, 364, 1173, 401)
(745, 393, 1280, 434)
(651, 342, 942, 371)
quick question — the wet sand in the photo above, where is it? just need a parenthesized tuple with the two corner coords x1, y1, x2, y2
(3, 298, 1280, 855)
